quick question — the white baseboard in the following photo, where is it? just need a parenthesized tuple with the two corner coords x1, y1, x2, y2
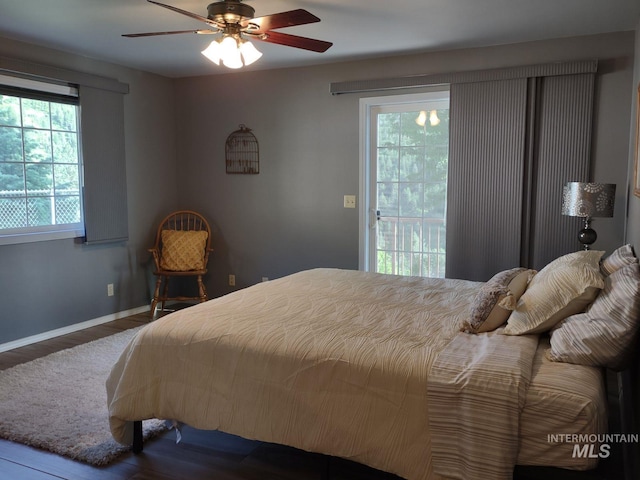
(0, 305, 151, 353)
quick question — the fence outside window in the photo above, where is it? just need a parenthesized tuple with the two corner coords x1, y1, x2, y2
(376, 216, 446, 278)
(0, 188, 81, 229)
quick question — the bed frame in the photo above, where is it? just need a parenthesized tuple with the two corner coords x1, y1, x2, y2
(618, 352, 640, 480)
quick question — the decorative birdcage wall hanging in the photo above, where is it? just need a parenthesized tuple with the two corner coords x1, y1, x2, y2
(225, 124, 259, 174)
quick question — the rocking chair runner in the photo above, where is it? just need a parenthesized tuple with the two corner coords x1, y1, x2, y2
(149, 210, 213, 317)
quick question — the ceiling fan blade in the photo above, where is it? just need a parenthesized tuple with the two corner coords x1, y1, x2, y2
(146, 0, 219, 28)
(123, 29, 215, 38)
(244, 9, 320, 33)
(256, 31, 332, 53)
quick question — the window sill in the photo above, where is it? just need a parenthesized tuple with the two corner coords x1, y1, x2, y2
(0, 228, 84, 246)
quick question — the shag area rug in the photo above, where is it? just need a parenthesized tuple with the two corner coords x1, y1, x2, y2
(0, 327, 167, 465)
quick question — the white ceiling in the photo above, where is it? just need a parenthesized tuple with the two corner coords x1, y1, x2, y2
(0, 0, 638, 78)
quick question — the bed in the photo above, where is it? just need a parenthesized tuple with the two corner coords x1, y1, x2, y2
(106, 246, 640, 480)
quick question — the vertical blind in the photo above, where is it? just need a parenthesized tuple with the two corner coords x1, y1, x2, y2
(527, 74, 594, 269)
(446, 79, 528, 280)
(445, 72, 595, 280)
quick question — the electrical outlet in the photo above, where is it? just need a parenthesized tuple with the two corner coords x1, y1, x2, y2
(107, 283, 114, 297)
(228, 274, 236, 287)
(262, 277, 269, 282)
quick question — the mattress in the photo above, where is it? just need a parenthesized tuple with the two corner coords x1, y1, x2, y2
(517, 336, 607, 469)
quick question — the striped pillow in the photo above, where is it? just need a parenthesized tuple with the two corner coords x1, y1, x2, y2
(600, 244, 638, 276)
(547, 261, 640, 370)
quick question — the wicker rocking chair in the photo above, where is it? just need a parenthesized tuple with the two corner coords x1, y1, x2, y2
(149, 210, 212, 318)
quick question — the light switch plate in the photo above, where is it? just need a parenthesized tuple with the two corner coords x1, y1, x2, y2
(344, 195, 356, 208)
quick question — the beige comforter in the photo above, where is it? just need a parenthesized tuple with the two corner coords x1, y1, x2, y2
(106, 268, 542, 479)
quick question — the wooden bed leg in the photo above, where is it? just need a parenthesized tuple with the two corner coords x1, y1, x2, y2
(132, 420, 143, 453)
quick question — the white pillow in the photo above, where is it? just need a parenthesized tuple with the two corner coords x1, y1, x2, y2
(503, 250, 604, 335)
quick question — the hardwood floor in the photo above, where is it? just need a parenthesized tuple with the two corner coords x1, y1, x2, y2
(0, 310, 626, 480)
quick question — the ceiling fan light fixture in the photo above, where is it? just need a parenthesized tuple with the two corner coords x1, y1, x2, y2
(239, 40, 262, 66)
(202, 34, 262, 69)
(201, 40, 222, 65)
(127, 1, 332, 69)
(220, 36, 243, 68)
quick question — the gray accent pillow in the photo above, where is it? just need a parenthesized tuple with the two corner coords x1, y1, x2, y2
(462, 267, 536, 334)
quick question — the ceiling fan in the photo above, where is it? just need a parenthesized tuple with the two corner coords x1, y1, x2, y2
(123, 0, 333, 68)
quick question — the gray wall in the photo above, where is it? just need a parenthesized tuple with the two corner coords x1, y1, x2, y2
(625, 20, 640, 249)
(0, 29, 636, 344)
(0, 37, 179, 343)
(175, 31, 636, 297)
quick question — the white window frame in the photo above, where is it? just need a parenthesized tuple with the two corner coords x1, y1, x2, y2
(0, 74, 84, 246)
(358, 88, 450, 272)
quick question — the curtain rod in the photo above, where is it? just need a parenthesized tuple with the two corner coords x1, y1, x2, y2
(0, 55, 129, 94)
(330, 59, 598, 95)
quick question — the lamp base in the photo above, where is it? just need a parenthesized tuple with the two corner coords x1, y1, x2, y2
(577, 218, 597, 250)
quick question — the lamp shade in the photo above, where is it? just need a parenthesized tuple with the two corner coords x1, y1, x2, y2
(562, 182, 616, 218)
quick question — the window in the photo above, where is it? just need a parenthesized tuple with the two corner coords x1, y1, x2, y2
(359, 90, 450, 278)
(0, 75, 83, 245)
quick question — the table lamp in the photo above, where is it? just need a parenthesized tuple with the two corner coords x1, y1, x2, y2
(562, 182, 616, 250)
